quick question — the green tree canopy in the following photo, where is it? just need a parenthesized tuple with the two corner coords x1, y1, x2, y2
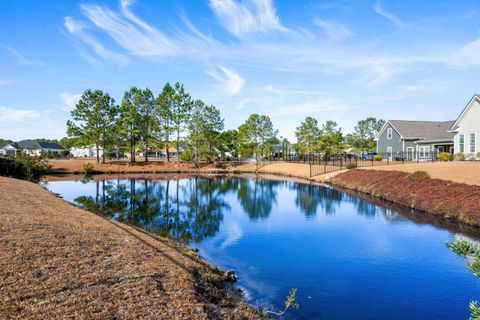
(238, 114, 278, 159)
(67, 89, 118, 163)
(155, 82, 175, 161)
(348, 117, 385, 152)
(295, 116, 320, 155)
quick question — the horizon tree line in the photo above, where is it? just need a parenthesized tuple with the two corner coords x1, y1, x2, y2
(63, 83, 384, 164)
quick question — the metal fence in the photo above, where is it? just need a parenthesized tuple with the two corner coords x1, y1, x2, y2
(256, 151, 446, 177)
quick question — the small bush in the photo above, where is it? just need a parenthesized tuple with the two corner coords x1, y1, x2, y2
(345, 162, 357, 169)
(470, 301, 480, 319)
(373, 155, 383, 161)
(447, 239, 479, 256)
(469, 259, 480, 277)
(405, 171, 430, 182)
(83, 163, 95, 175)
(438, 152, 453, 162)
(0, 155, 51, 181)
(455, 152, 465, 161)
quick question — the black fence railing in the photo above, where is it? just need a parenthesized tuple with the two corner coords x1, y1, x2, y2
(256, 151, 446, 177)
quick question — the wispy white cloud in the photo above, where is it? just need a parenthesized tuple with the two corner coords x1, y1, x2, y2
(0, 106, 39, 124)
(207, 66, 246, 95)
(0, 46, 45, 66)
(59, 92, 82, 112)
(236, 98, 250, 109)
(373, 1, 405, 28)
(450, 37, 480, 67)
(264, 84, 282, 94)
(312, 17, 352, 41)
(209, 0, 287, 37)
(64, 16, 129, 65)
(80, 1, 178, 57)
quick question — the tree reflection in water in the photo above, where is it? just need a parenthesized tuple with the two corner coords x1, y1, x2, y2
(74, 176, 355, 243)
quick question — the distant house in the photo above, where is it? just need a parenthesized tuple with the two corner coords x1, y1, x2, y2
(449, 94, 480, 159)
(376, 120, 455, 160)
(70, 145, 104, 158)
(0, 140, 64, 156)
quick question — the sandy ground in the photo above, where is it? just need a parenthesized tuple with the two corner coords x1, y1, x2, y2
(360, 161, 480, 185)
(0, 176, 258, 320)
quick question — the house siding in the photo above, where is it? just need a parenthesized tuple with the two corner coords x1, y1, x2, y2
(453, 98, 480, 158)
(377, 123, 403, 154)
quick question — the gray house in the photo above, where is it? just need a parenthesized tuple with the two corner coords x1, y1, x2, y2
(376, 120, 455, 160)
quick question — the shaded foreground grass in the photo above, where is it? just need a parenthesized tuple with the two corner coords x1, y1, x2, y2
(0, 176, 259, 319)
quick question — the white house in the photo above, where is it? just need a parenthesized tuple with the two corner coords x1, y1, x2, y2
(0, 140, 64, 156)
(449, 94, 480, 160)
(70, 145, 104, 158)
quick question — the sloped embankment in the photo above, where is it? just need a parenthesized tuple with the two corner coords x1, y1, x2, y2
(0, 176, 259, 320)
(329, 169, 480, 227)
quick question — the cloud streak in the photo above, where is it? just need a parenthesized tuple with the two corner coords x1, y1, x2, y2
(373, 1, 405, 28)
(209, 0, 287, 37)
(313, 17, 352, 40)
(207, 66, 246, 96)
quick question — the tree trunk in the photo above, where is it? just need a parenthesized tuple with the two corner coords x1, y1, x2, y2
(145, 140, 148, 163)
(96, 144, 100, 163)
(166, 133, 170, 162)
(102, 143, 106, 164)
(176, 128, 180, 162)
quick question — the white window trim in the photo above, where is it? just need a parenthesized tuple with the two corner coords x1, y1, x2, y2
(387, 128, 393, 140)
(459, 133, 465, 153)
(469, 132, 476, 153)
(419, 146, 430, 159)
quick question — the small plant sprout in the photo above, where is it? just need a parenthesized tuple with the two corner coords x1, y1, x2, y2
(446, 239, 480, 319)
(470, 300, 480, 319)
(265, 288, 300, 319)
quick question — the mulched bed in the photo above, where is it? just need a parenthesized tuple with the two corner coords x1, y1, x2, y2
(330, 169, 480, 227)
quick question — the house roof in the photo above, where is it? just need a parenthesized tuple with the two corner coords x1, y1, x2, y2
(5, 140, 64, 150)
(449, 94, 480, 131)
(387, 120, 455, 141)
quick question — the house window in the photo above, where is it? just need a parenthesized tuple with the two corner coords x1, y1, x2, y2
(387, 128, 393, 140)
(459, 134, 465, 153)
(419, 146, 430, 159)
(469, 133, 476, 153)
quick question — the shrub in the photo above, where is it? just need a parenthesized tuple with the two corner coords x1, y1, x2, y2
(405, 171, 430, 182)
(446, 239, 479, 256)
(0, 155, 51, 181)
(470, 301, 480, 319)
(83, 163, 95, 175)
(455, 152, 465, 161)
(345, 162, 357, 169)
(373, 155, 383, 161)
(438, 152, 453, 162)
(469, 259, 480, 277)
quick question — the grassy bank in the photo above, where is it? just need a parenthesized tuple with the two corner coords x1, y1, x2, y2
(330, 169, 480, 227)
(0, 176, 259, 319)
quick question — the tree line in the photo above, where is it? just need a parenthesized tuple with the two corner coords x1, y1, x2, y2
(65, 83, 384, 164)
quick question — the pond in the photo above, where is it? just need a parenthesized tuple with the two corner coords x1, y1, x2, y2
(44, 174, 480, 320)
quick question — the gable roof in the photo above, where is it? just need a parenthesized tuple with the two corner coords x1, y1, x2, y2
(379, 120, 455, 141)
(449, 94, 480, 131)
(4, 140, 64, 150)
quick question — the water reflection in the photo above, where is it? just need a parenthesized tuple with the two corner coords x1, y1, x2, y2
(72, 176, 353, 242)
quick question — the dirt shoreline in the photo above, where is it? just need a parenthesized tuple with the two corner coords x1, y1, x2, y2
(0, 176, 260, 320)
(329, 169, 480, 227)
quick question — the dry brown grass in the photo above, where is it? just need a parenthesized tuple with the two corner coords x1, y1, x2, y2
(49, 158, 248, 174)
(330, 169, 480, 227)
(0, 176, 259, 320)
(360, 161, 480, 185)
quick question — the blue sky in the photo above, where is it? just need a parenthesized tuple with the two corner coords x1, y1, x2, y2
(1, 0, 480, 141)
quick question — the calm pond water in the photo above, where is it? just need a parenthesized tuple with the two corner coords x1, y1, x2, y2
(44, 174, 480, 320)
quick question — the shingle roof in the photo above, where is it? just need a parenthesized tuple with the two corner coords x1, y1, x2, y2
(389, 120, 455, 141)
(7, 140, 64, 150)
